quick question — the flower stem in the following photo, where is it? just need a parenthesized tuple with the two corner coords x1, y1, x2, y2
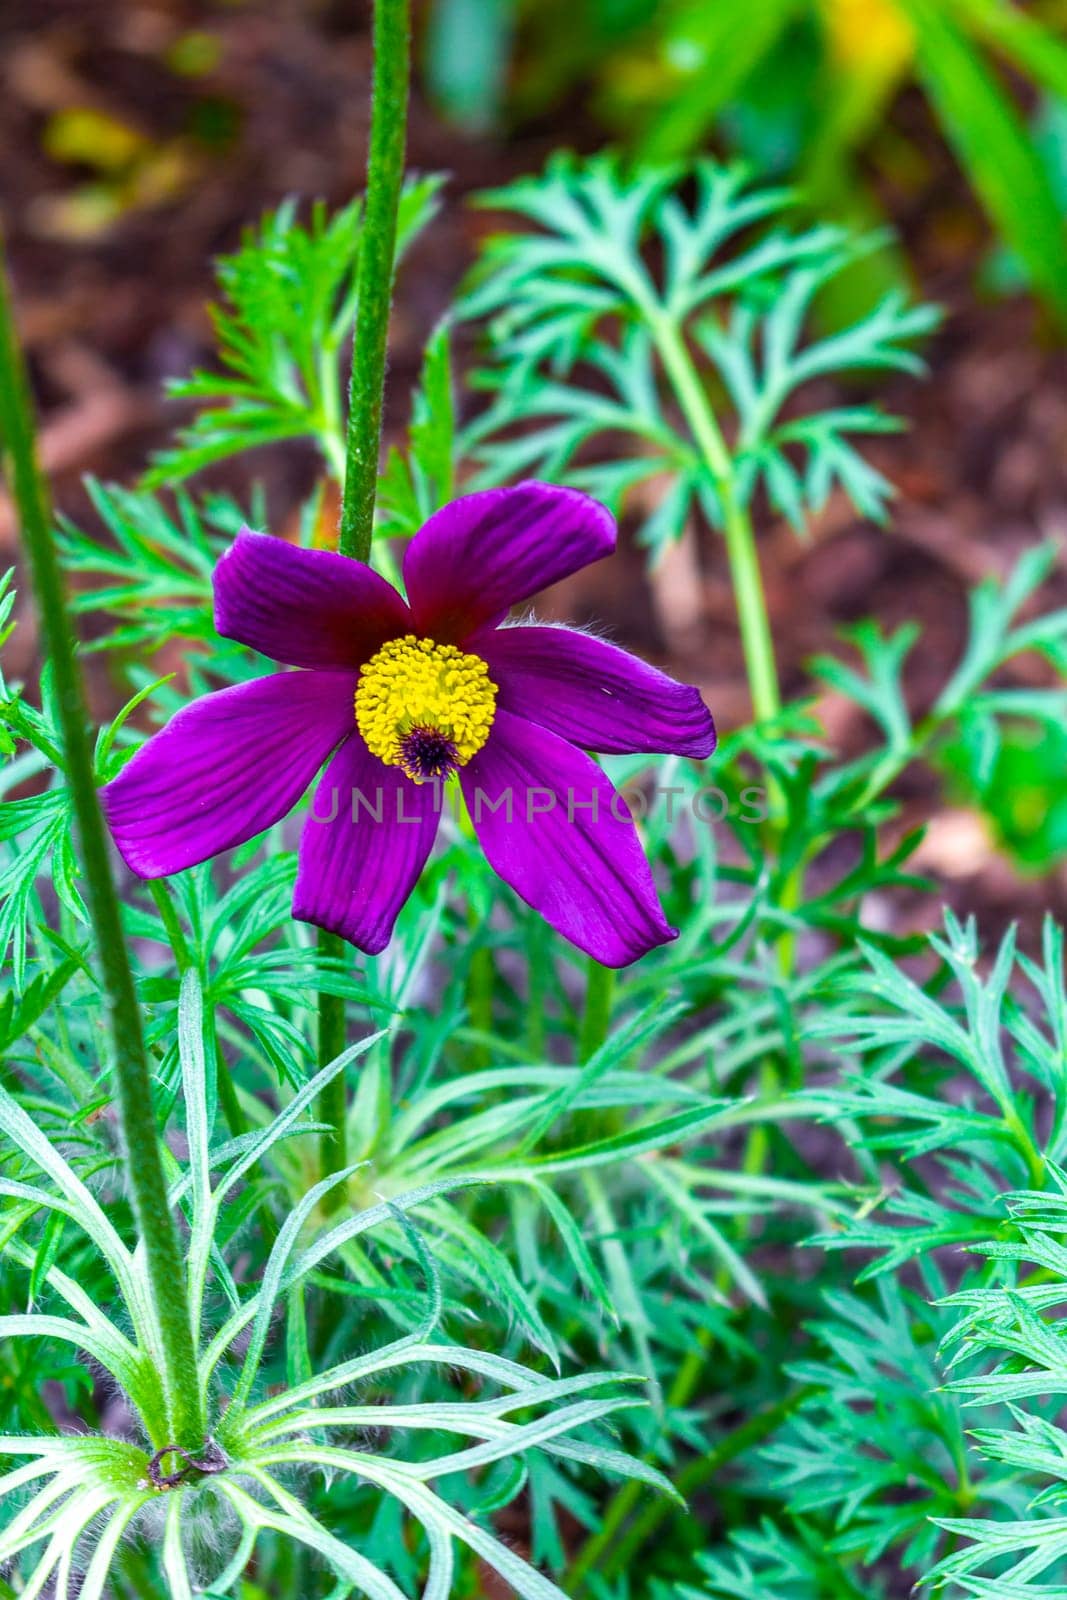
(467, 938, 494, 1070)
(318, 0, 411, 1180)
(148, 878, 192, 970)
(652, 315, 781, 725)
(0, 237, 203, 1452)
(317, 929, 348, 1205)
(578, 958, 614, 1061)
(338, 0, 411, 562)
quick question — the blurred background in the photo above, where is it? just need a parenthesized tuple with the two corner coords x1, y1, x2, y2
(1, 0, 1066, 934)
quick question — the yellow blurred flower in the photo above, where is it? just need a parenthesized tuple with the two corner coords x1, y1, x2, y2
(821, 0, 915, 72)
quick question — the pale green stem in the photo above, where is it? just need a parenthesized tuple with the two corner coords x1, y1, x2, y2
(148, 878, 192, 970)
(578, 958, 614, 1062)
(652, 314, 781, 725)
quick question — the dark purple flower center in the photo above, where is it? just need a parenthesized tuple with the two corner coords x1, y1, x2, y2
(398, 725, 460, 782)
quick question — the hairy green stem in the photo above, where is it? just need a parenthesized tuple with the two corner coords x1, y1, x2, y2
(338, 0, 411, 562)
(0, 238, 203, 1451)
(318, 0, 411, 1178)
(653, 316, 781, 725)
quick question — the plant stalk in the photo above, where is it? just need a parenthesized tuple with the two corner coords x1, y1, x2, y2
(319, 0, 411, 1183)
(338, 0, 411, 563)
(578, 958, 614, 1062)
(467, 939, 494, 1071)
(0, 237, 203, 1451)
(653, 316, 781, 725)
(317, 930, 348, 1202)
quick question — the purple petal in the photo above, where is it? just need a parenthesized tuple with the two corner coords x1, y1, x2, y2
(477, 625, 716, 758)
(403, 484, 615, 642)
(214, 528, 412, 669)
(102, 671, 359, 877)
(459, 710, 676, 967)
(293, 738, 441, 953)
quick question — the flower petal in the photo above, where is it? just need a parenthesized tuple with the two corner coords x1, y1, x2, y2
(478, 625, 716, 758)
(293, 739, 440, 953)
(214, 528, 412, 669)
(102, 671, 359, 877)
(403, 484, 615, 642)
(459, 710, 676, 967)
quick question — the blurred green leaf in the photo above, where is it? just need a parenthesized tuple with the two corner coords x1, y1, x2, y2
(893, 0, 1067, 325)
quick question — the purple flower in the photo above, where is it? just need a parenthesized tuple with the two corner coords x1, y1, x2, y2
(102, 483, 716, 967)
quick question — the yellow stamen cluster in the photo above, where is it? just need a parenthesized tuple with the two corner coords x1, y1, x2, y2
(355, 634, 497, 782)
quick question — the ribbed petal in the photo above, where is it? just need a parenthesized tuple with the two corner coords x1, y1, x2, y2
(102, 671, 359, 877)
(403, 483, 615, 642)
(478, 625, 716, 758)
(214, 528, 412, 669)
(293, 738, 441, 953)
(459, 710, 675, 967)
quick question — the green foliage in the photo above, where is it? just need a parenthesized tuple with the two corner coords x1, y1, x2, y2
(0, 970, 685, 1599)
(897, 0, 1067, 328)
(2, 175, 1065, 1600)
(929, 1180, 1067, 1593)
(57, 479, 235, 655)
(430, 0, 1067, 327)
(940, 539, 1067, 847)
(462, 156, 936, 558)
(377, 320, 457, 541)
(145, 179, 443, 489)
(688, 913, 1067, 1599)
(809, 915, 1067, 1263)
(939, 717, 1067, 874)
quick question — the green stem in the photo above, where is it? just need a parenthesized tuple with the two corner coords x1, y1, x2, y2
(0, 238, 203, 1452)
(148, 879, 192, 970)
(653, 316, 781, 725)
(338, 0, 411, 562)
(318, 0, 411, 1178)
(317, 929, 348, 1205)
(851, 710, 940, 815)
(578, 958, 614, 1062)
(525, 920, 548, 1058)
(467, 939, 494, 1071)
